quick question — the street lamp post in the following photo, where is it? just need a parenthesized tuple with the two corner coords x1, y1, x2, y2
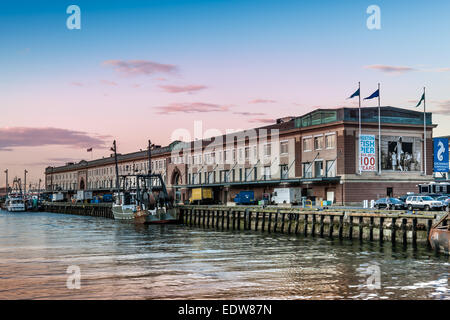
(24, 169, 28, 195)
(4, 169, 8, 194)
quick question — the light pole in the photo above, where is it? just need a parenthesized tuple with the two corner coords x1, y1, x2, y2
(38, 179, 41, 202)
(24, 169, 28, 195)
(4, 169, 8, 194)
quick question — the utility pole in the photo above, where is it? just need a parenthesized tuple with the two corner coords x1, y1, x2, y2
(4, 169, 8, 194)
(24, 169, 28, 195)
(148, 140, 155, 175)
(38, 179, 41, 202)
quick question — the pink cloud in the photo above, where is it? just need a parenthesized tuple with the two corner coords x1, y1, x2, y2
(155, 102, 230, 114)
(159, 84, 207, 93)
(364, 65, 415, 74)
(100, 80, 118, 86)
(70, 82, 84, 87)
(249, 99, 276, 104)
(248, 118, 275, 124)
(430, 100, 450, 115)
(102, 60, 178, 76)
(0, 127, 110, 151)
(233, 112, 266, 116)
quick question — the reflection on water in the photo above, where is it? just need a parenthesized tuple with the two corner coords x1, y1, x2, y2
(0, 210, 448, 299)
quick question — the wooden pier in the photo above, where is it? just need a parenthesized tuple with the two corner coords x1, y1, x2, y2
(178, 205, 440, 247)
(43, 202, 113, 219)
(39, 202, 443, 248)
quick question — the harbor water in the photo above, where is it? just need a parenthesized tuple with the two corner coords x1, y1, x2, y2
(0, 210, 448, 300)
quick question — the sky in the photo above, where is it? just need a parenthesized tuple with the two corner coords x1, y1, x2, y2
(1, 0, 450, 187)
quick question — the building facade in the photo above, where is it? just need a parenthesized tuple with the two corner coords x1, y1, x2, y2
(45, 106, 436, 205)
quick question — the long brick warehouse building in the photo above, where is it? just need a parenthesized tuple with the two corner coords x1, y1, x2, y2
(45, 106, 435, 205)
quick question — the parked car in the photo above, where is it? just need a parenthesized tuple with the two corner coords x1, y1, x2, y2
(374, 197, 405, 210)
(405, 195, 444, 211)
(436, 196, 450, 210)
(398, 194, 419, 202)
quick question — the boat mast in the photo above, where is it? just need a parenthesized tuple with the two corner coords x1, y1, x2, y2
(112, 140, 120, 196)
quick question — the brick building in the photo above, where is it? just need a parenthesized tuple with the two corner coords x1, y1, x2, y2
(44, 106, 435, 205)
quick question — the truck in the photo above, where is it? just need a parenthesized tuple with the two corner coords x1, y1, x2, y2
(52, 192, 64, 202)
(233, 191, 256, 205)
(189, 188, 213, 204)
(76, 190, 93, 202)
(272, 188, 302, 205)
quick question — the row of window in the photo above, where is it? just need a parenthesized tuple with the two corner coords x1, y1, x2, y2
(172, 141, 291, 165)
(50, 175, 167, 191)
(302, 160, 336, 178)
(187, 164, 291, 185)
(303, 133, 336, 152)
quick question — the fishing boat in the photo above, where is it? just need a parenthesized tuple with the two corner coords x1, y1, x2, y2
(428, 212, 449, 254)
(5, 178, 27, 212)
(5, 194, 26, 212)
(110, 140, 178, 224)
(112, 191, 148, 224)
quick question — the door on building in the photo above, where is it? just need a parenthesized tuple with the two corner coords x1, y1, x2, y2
(223, 190, 228, 204)
(387, 187, 393, 197)
(326, 191, 335, 204)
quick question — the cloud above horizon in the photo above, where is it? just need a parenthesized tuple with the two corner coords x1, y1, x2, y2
(155, 102, 230, 114)
(248, 118, 275, 124)
(0, 127, 110, 151)
(364, 64, 416, 74)
(159, 84, 207, 93)
(102, 60, 178, 76)
(233, 112, 266, 116)
(100, 79, 118, 86)
(430, 100, 450, 115)
(249, 99, 276, 104)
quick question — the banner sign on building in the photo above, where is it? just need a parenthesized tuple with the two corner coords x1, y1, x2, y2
(434, 138, 449, 173)
(360, 135, 376, 171)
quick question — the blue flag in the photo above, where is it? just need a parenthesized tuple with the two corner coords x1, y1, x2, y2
(364, 89, 379, 100)
(348, 88, 360, 99)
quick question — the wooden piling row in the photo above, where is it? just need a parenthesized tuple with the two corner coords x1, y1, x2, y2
(178, 205, 437, 247)
(43, 202, 113, 219)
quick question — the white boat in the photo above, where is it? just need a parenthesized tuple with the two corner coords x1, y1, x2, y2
(112, 192, 148, 224)
(6, 196, 26, 212)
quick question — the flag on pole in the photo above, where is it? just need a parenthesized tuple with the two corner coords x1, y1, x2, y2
(415, 93, 425, 107)
(364, 89, 380, 100)
(87, 148, 93, 152)
(348, 88, 360, 99)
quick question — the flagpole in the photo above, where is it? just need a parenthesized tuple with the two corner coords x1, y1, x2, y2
(358, 81, 361, 175)
(378, 83, 381, 175)
(423, 87, 426, 176)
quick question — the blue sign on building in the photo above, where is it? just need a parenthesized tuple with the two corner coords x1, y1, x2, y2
(433, 138, 449, 173)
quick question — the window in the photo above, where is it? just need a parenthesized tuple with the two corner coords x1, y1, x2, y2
(303, 138, 312, 152)
(314, 136, 324, 150)
(325, 133, 336, 149)
(239, 168, 243, 181)
(314, 161, 324, 177)
(220, 170, 229, 182)
(245, 168, 251, 181)
(280, 141, 288, 155)
(264, 144, 271, 157)
(326, 160, 336, 177)
(245, 147, 250, 160)
(262, 166, 271, 180)
(280, 164, 289, 179)
(303, 162, 312, 178)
